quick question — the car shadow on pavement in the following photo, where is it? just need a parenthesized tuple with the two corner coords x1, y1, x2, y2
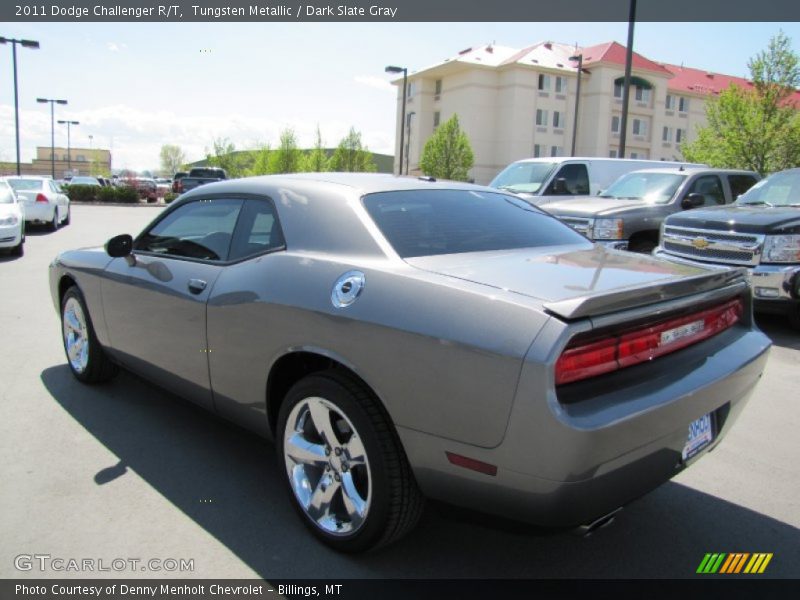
(755, 314, 800, 350)
(41, 365, 799, 579)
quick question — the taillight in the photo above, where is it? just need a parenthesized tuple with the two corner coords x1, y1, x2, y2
(36, 193, 48, 203)
(555, 298, 743, 386)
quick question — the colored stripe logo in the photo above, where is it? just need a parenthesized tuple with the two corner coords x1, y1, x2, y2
(697, 553, 773, 574)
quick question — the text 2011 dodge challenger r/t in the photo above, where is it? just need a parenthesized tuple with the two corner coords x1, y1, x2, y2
(49, 173, 770, 552)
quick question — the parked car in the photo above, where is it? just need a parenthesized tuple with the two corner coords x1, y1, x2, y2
(123, 177, 158, 203)
(489, 157, 702, 204)
(656, 168, 800, 329)
(544, 168, 760, 253)
(69, 176, 102, 187)
(171, 171, 188, 193)
(49, 174, 770, 551)
(154, 178, 171, 199)
(0, 179, 24, 256)
(175, 167, 227, 193)
(5, 175, 70, 231)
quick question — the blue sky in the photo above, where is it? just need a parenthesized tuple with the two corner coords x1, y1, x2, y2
(0, 22, 797, 171)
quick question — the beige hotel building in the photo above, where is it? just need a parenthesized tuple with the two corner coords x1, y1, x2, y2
(390, 40, 799, 184)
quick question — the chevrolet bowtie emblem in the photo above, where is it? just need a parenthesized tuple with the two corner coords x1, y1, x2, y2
(692, 237, 711, 250)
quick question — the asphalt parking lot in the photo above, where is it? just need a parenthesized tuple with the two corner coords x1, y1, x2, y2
(1, 204, 799, 580)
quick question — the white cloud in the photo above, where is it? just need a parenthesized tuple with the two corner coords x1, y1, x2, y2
(353, 76, 395, 92)
(106, 42, 127, 52)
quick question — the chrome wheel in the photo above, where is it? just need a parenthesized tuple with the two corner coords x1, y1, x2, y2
(63, 296, 89, 373)
(283, 396, 371, 536)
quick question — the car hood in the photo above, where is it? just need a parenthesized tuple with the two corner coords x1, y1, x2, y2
(516, 193, 594, 207)
(406, 245, 744, 320)
(544, 196, 648, 217)
(0, 203, 22, 217)
(665, 204, 800, 234)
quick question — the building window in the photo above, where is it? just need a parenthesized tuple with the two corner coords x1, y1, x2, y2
(536, 109, 548, 126)
(676, 128, 687, 143)
(77, 155, 86, 162)
(533, 144, 543, 158)
(635, 86, 651, 103)
(630, 152, 640, 159)
(609, 149, 618, 158)
(407, 82, 416, 98)
(662, 126, 673, 142)
(613, 82, 623, 98)
(434, 79, 442, 95)
(665, 94, 676, 110)
(678, 96, 689, 112)
(555, 76, 567, 93)
(538, 74, 551, 91)
(550, 146, 562, 157)
(553, 111, 564, 129)
(632, 118, 648, 136)
(433, 111, 441, 128)
(611, 115, 620, 133)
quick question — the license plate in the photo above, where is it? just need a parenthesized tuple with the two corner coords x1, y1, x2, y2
(661, 319, 704, 346)
(682, 413, 714, 460)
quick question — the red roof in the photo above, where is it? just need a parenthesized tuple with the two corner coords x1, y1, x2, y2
(580, 41, 672, 76)
(662, 63, 800, 105)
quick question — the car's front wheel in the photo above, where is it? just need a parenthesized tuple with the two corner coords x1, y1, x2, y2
(277, 372, 423, 552)
(61, 286, 118, 383)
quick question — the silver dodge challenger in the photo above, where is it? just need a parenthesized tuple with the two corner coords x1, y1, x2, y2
(49, 173, 771, 552)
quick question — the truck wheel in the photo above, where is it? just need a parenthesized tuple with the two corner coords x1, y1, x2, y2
(277, 371, 424, 552)
(629, 239, 657, 253)
(789, 306, 800, 331)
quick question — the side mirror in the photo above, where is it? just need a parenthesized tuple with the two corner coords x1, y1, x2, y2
(681, 193, 704, 210)
(552, 177, 568, 194)
(105, 234, 133, 257)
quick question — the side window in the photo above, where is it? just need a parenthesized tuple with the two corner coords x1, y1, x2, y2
(686, 175, 725, 207)
(229, 198, 285, 261)
(135, 199, 243, 261)
(727, 175, 758, 200)
(550, 164, 590, 195)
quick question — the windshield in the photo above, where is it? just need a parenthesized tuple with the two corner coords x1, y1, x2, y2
(599, 172, 686, 203)
(737, 170, 800, 207)
(7, 179, 43, 192)
(489, 162, 557, 194)
(362, 189, 589, 258)
(71, 177, 98, 185)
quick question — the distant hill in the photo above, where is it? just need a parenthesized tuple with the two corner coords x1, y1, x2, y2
(186, 149, 394, 174)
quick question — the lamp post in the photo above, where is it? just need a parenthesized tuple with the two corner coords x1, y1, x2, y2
(37, 97, 68, 179)
(385, 65, 408, 176)
(0, 36, 40, 175)
(619, 0, 637, 158)
(569, 54, 583, 157)
(57, 120, 79, 173)
(405, 111, 416, 175)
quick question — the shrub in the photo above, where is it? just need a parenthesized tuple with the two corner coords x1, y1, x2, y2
(65, 184, 100, 202)
(114, 187, 140, 204)
(164, 192, 179, 204)
(97, 186, 118, 203)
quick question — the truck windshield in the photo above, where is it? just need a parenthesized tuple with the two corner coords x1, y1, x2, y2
(737, 170, 800, 207)
(489, 162, 557, 194)
(599, 172, 685, 204)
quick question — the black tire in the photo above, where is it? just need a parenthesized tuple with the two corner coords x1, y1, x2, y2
(10, 239, 23, 257)
(789, 306, 800, 331)
(277, 371, 424, 552)
(64, 206, 71, 226)
(49, 209, 59, 232)
(61, 286, 118, 383)
(629, 239, 657, 254)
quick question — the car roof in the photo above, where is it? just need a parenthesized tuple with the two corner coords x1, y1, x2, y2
(2, 175, 53, 180)
(623, 167, 758, 176)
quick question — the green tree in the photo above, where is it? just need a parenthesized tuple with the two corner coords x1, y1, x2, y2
(249, 143, 272, 176)
(682, 31, 800, 175)
(302, 125, 329, 172)
(329, 127, 377, 172)
(159, 144, 186, 176)
(206, 137, 247, 178)
(419, 114, 474, 181)
(269, 128, 303, 174)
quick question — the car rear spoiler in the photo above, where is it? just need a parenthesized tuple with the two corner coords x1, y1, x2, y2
(543, 267, 749, 321)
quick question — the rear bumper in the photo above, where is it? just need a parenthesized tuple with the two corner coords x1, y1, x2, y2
(23, 203, 55, 223)
(399, 325, 770, 527)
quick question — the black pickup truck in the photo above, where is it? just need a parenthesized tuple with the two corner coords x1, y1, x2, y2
(656, 168, 800, 329)
(174, 167, 227, 193)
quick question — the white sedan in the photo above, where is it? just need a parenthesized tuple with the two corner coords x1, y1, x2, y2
(0, 180, 25, 256)
(5, 176, 70, 231)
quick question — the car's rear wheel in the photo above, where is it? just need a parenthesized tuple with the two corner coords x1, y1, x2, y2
(49, 209, 59, 232)
(789, 305, 800, 331)
(64, 206, 71, 225)
(61, 286, 118, 383)
(277, 372, 423, 552)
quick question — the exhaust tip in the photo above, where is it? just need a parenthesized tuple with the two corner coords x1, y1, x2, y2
(573, 507, 623, 537)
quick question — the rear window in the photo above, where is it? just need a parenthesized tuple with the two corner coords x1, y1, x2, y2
(363, 189, 589, 258)
(7, 179, 43, 191)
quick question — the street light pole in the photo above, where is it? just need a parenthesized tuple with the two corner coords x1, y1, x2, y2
(405, 111, 416, 175)
(619, 0, 637, 159)
(569, 54, 583, 157)
(37, 97, 68, 179)
(0, 36, 40, 175)
(385, 65, 408, 176)
(58, 120, 79, 173)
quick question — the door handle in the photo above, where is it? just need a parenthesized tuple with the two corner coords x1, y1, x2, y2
(188, 278, 207, 294)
